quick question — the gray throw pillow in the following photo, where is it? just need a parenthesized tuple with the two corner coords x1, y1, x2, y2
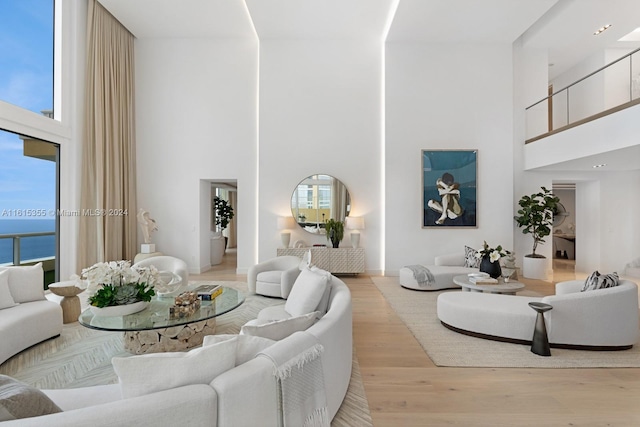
(463, 246, 480, 268)
(581, 271, 619, 292)
(0, 375, 62, 421)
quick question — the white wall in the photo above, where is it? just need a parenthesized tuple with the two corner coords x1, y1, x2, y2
(385, 43, 515, 275)
(135, 38, 258, 273)
(257, 39, 383, 273)
(550, 51, 604, 127)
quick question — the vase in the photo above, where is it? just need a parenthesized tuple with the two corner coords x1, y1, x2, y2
(90, 301, 149, 317)
(479, 256, 502, 279)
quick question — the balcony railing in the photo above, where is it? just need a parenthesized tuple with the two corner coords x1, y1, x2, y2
(0, 231, 55, 266)
(526, 47, 640, 143)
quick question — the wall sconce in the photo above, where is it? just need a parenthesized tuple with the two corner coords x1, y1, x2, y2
(277, 217, 296, 248)
(345, 217, 365, 248)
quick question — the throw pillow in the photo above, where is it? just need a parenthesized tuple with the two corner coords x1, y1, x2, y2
(309, 266, 333, 314)
(581, 271, 620, 292)
(203, 334, 275, 366)
(240, 311, 320, 341)
(299, 249, 313, 270)
(0, 375, 62, 421)
(463, 246, 480, 268)
(0, 271, 17, 310)
(284, 268, 328, 317)
(112, 335, 237, 399)
(0, 263, 45, 303)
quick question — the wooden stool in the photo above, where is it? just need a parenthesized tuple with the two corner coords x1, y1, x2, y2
(49, 281, 85, 324)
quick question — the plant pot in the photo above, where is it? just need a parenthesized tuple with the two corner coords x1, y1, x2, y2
(479, 256, 502, 279)
(522, 256, 550, 280)
(90, 301, 149, 317)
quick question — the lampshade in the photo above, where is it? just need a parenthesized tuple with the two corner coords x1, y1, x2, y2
(345, 216, 365, 230)
(277, 217, 296, 230)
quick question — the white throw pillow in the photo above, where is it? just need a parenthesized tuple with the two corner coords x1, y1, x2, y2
(309, 266, 332, 314)
(0, 271, 17, 310)
(203, 334, 275, 366)
(299, 250, 312, 270)
(0, 263, 44, 303)
(240, 311, 320, 341)
(285, 268, 328, 317)
(112, 335, 237, 398)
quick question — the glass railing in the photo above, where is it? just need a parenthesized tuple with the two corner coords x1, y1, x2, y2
(526, 47, 640, 142)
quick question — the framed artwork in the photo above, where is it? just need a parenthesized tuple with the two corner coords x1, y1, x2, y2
(422, 149, 477, 228)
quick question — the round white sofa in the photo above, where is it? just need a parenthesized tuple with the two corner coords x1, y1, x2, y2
(400, 252, 478, 291)
(437, 279, 639, 350)
(4, 276, 352, 426)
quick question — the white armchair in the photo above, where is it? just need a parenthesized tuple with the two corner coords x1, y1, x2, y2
(133, 256, 189, 297)
(248, 256, 302, 298)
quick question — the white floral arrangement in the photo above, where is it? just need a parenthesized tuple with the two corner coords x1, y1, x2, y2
(476, 241, 510, 263)
(79, 260, 158, 308)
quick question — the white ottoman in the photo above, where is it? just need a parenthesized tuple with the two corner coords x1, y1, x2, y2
(399, 265, 478, 291)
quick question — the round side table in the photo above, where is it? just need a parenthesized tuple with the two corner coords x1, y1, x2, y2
(49, 281, 85, 324)
(528, 302, 553, 356)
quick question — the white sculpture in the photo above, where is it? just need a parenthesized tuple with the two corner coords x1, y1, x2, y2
(137, 209, 158, 244)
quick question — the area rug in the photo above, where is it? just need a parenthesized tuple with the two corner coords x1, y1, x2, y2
(0, 281, 372, 426)
(372, 276, 640, 368)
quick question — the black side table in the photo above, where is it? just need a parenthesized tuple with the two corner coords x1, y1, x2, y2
(528, 302, 553, 356)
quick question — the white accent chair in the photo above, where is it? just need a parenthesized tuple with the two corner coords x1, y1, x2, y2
(625, 257, 640, 279)
(437, 279, 640, 349)
(248, 256, 302, 298)
(132, 256, 189, 296)
(399, 252, 478, 291)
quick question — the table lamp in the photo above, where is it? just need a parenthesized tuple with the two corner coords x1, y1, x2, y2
(277, 217, 296, 248)
(345, 217, 365, 248)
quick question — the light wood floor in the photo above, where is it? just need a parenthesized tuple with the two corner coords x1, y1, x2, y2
(195, 252, 640, 426)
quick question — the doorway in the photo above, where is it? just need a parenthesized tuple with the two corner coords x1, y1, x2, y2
(205, 180, 237, 275)
(552, 183, 576, 281)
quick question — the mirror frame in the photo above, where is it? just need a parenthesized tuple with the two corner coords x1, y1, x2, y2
(290, 174, 351, 234)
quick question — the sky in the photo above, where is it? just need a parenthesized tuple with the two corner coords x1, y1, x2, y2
(0, 0, 56, 219)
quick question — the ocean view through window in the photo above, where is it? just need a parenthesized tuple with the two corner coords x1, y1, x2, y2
(0, 1, 58, 286)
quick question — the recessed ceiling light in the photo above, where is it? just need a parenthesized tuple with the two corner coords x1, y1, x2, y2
(593, 164, 606, 168)
(594, 24, 612, 35)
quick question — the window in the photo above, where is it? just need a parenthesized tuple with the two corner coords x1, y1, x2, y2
(0, 0, 54, 117)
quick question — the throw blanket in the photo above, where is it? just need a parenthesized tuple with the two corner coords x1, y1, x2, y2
(405, 265, 435, 287)
(258, 334, 330, 427)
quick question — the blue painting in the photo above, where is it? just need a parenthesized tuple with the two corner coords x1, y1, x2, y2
(422, 150, 477, 228)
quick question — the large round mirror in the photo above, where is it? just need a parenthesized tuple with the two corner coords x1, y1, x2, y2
(291, 174, 351, 234)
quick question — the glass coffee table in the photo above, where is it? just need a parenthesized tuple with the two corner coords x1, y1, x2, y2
(79, 285, 244, 354)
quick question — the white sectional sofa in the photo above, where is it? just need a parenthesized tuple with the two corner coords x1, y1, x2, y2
(2, 274, 352, 426)
(0, 263, 63, 365)
(399, 252, 478, 290)
(437, 279, 639, 349)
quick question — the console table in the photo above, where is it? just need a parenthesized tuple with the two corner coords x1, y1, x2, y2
(277, 247, 365, 274)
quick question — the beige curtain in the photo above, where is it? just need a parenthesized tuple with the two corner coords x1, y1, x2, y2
(227, 191, 237, 249)
(78, 0, 137, 269)
(331, 178, 348, 222)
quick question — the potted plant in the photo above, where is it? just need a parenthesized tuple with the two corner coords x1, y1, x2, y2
(475, 241, 510, 279)
(514, 186, 559, 280)
(324, 218, 344, 248)
(81, 260, 158, 316)
(214, 196, 235, 247)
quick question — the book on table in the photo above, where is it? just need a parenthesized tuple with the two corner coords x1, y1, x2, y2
(194, 284, 223, 300)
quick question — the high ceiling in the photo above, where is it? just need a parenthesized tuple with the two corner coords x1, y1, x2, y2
(99, 0, 640, 80)
(98, 0, 640, 173)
